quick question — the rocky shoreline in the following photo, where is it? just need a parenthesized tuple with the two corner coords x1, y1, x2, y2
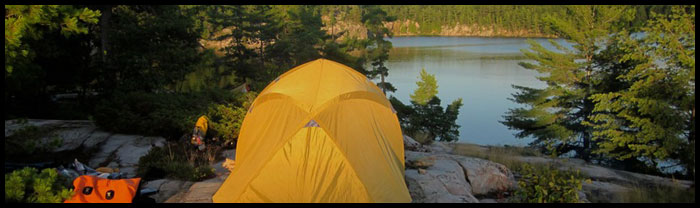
(4, 119, 694, 203)
(320, 17, 557, 40)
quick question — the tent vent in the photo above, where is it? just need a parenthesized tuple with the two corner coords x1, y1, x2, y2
(248, 104, 254, 113)
(390, 105, 397, 114)
(304, 119, 320, 128)
(273, 76, 281, 83)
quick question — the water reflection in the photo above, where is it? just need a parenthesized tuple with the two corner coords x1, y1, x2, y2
(377, 36, 568, 146)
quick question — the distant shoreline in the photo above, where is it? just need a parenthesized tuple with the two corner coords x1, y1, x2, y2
(391, 34, 558, 39)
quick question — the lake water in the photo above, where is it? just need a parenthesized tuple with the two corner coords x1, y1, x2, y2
(378, 36, 570, 146)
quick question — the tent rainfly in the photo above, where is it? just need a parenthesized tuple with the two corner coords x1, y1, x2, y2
(212, 58, 411, 203)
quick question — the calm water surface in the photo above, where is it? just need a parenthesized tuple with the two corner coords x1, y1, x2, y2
(378, 36, 570, 146)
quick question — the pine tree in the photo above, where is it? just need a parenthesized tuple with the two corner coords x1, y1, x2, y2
(5, 5, 100, 74)
(361, 5, 396, 94)
(268, 5, 327, 70)
(586, 5, 695, 178)
(410, 68, 438, 105)
(247, 5, 282, 67)
(501, 6, 634, 161)
(391, 68, 463, 143)
(104, 5, 203, 92)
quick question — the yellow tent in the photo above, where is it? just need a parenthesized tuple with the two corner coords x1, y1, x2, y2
(212, 58, 411, 203)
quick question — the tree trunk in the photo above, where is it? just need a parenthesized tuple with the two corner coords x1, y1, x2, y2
(100, 5, 113, 63)
(381, 73, 386, 94)
(260, 40, 264, 66)
(581, 56, 593, 162)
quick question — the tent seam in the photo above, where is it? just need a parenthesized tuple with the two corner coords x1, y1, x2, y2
(314, 126, 375, 202)
(232, 126, 374, 202)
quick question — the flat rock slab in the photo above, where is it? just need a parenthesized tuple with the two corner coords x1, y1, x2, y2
(405, 169, 479, 203)
(142, 179, 185, 203)
(85, 134, 166, 177)
(180, 178, 225, 203)
(160, 180, 195, 203)
(582, 181, 631, 203)
(165, 176, 229, 203)
(81, 131, 113, 149)
(165, 150, 234, 203)
(114, 136, 166, 166)
(405, 151, 480, 203)
(52, 126, 98, 152)
(5, 119, 91, 137)
(429, 142, 453, 153)
(430, 155, 474, 196)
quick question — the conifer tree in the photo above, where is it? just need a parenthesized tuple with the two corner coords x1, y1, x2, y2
(410, 68, 438, 105)
(247, 5, 282, 67)
(361, 5, 396, 94)
(501, 6, 634, 161)
(391, 68, 463, 143)
(586, 5, 695, 177)
(5, 5, 100, 74)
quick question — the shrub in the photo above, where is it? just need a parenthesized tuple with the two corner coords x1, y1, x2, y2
(206, 103, 245, 145)
(513, 163, 590, 203)
(205, 91, 255, 147)
(5, 167, 74, 203)
(94, 91, 197, 138)
(390, 96, 463, 144)
(137, 142, 215, 181)
(93, 89, 251, 140)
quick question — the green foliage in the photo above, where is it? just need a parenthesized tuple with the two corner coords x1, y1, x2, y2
(441, 98, 463, 142)
(104, 5, 204, 92)
(5, 167, 74, 203)
(93, 91, 197, 138)
(502, 6, 635, 161)
(93, 89, 243, 139)
(410, 68, 438, 105)
(361, 5, 396, 94)
(5, 5, 100, 74)
(205, 92, 256, 145)
(137, 143, 216, 181)
(513, 163, 588, 203)
(5, 5, 101, 120)
(4, 4, 370, 124)
(390, 69, 462, 143)
(266, 5, 327, 72)
(319, 5, 655, 38)
(174, 49, 237, 93)
(585, 5, 695, 177)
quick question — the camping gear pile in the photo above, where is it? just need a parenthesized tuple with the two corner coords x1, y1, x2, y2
(190, 115, 209, 151)
(212, 59, 411, 203)
(57, 159, 126, 180)
(56, 159, 155, 203)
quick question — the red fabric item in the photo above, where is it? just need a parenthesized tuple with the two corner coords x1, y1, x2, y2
(64, 175, 141, 203)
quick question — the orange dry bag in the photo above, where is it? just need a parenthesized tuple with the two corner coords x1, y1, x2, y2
(64, 175, 141, 203)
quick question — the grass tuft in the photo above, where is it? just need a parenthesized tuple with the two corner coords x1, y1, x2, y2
(619, 183, 695, 203)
